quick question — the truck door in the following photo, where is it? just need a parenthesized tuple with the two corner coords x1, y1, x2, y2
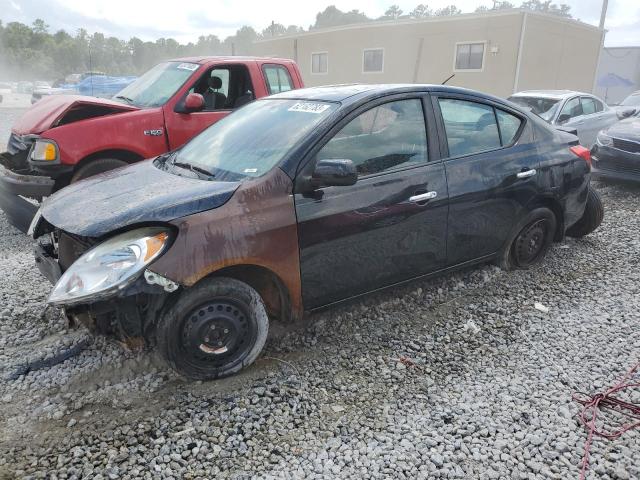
(163, 64, 256, 150)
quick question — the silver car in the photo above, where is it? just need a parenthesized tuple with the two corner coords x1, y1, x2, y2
(508, 90, 619, 148)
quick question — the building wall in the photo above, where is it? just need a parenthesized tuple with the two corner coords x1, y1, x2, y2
(594, 47, 640, 105)
(516, 14, 603, 94)
(252, 10, 603, 99)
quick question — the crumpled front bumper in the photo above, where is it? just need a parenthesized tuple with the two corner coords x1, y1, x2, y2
(0, 156, 55, 233)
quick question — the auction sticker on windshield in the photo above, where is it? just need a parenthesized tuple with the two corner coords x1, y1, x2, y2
(177, 63, 199, 71)
(288, 102, 331, 114)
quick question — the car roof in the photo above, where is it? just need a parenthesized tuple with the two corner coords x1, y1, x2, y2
(166, 56, 296, 65)
(510, 90, 591, 100)
(269, 83, 514, 107)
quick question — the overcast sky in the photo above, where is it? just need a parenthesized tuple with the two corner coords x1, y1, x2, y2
(1, 0, 638, 47)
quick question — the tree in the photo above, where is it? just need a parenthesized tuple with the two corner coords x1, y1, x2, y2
(411, 4, 433, 17)
(435, 5, 462, 16)
(261, 23, 286, 38)
(313, 6, 370, 29)
(384, 5, 404, 19)
(520, 0, 572, 17)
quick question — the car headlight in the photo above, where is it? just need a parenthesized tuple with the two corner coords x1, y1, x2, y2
(596, 132, 613, 147)
(30, 139, 59, 162)
(48, 227, 171, 306)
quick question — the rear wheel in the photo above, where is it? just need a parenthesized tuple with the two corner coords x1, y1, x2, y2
(566, 186, 604, 238)
(70, 158, 128, 183)
(156, 277, 269, 380)
(499, 208, 557, 270)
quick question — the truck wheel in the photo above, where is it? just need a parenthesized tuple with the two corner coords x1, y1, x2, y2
(70, 158, 128, 183)
(498, 208, 556, 270)
(156, 277, 269, 381)
(566, 186, 604, 238)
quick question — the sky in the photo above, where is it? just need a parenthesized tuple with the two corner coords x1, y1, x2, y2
(1, 0, 638, 47)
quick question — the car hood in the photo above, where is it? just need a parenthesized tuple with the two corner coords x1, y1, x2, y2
(605, 117, 640, 141)
(12, 95, 138, 135)
(41, 159, 241, 237)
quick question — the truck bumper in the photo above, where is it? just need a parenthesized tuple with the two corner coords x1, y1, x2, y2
(0, 154, 55, 233)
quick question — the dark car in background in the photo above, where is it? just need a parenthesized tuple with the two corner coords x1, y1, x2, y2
(30, 84, 603, 380)
(592, 111, 640, 182)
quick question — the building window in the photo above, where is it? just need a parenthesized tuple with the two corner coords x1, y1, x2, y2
(363, 48, 384, 73)
(454, 42, 485, 71)
(311, 52, 328, 74)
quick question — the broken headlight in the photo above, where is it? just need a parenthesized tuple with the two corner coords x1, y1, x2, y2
(48, 227, 171, 306)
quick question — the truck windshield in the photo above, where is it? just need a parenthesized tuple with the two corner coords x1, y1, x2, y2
(508, 96, 561, 122)
(170, 99, 338, 181)
(114, 61, 199, 108)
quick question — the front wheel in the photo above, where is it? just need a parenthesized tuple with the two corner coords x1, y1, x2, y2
(70, 158, 128, 183)
(566, 186, 604, 238)
(498, 208, 557, 270)
(156, 277, 269, 380)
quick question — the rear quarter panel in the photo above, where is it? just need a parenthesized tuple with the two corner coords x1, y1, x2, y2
(42, 108, 168, 166)
(533, 120, 590, 230)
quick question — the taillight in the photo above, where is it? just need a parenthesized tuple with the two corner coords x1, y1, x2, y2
(570, 145, 591, 167)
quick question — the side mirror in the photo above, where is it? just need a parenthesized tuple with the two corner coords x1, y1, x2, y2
(557, 113, 571, 124)
(311, 159, 358, 188)
(176, 93, 205, 113)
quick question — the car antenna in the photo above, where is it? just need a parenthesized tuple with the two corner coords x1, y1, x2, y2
(442, 74, 455, 85)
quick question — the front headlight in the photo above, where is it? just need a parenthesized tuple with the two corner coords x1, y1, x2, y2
(30, 139, 59, 162)
(596, 132, 613, 147)
(48, 227, 171, 306)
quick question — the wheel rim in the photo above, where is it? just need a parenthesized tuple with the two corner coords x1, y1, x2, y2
(180, 298, 256, 369)
(514, 219, 548, 266)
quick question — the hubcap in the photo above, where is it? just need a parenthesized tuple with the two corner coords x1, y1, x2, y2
(514, 219, 548, 266)
(181, 299, 254, 367)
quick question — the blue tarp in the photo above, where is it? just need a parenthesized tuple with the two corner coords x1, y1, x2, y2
(76, 76, 137, 97)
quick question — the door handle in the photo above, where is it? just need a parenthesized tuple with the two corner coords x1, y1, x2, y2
(516, 169, 537, 179)
(409, 191, 437, 203)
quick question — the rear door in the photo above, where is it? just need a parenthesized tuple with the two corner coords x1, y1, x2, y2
(295, 95, 449, 309)
(433, 94, 539, 265)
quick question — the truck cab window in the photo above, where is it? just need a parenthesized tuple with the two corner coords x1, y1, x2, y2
(189, 65, 255, 111)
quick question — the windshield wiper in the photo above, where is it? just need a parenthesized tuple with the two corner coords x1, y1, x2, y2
(114, 95, 134, 104)
(171, 161, 215, 179)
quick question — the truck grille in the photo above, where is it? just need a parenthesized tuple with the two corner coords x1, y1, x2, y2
(6, 133, 35, 170)
(612, 137, 640, 154)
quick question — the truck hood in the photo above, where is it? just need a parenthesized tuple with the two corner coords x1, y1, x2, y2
(605, 117, 640, 142)
(12, 95, 138, 135)
(41, 159, 241, 237)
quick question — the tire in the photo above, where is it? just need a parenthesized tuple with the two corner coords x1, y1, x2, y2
(566, 186, 604, 238)
(156, 277, 269, 381)
(70, 158, 128, 183)
(498, 208, 557, 270)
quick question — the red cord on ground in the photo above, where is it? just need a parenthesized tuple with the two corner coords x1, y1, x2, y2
(573, 362, 640, 480)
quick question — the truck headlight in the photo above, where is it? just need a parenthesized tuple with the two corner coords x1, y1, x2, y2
(48, 227, 172, 306)
(596, 132, 613, 147)
(30, 139, 59, 162)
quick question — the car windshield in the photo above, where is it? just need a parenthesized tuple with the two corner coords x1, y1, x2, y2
(508, 96, 562, 122)
(114, 61, 199, 107)
(620, 94, 640, 107)
(169, 99, 338, 181)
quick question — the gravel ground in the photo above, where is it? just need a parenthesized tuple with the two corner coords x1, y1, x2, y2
(0, 104, 638, 478)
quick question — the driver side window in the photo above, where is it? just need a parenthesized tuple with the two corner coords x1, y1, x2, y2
(560, 97, 583, 122)
(316, 99, 428, 177)
(188, 65, 254, 111)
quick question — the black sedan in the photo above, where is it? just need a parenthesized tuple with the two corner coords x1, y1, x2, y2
(592, 112, 640, 182)
(31, 84, 603, 380)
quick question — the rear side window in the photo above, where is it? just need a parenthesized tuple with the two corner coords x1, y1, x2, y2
(496, 109, 522, 145)
(263, 65, 293, 95)
(317, 99, 428, 176)
(581, 97, 597, 115)
(560, 97, 583, 121)
(438, 99, 501, 157)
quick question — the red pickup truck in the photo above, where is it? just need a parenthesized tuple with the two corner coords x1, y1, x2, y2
(0, 56, 303, 231)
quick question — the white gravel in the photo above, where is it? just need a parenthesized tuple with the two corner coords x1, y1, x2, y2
(0, 104, 638, 478)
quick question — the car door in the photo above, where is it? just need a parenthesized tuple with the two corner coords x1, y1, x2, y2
(556, 96, 588, 145)
(295, 95, 449, 309)
(163, 64, 254, 150)
(433, 95, 540, 265)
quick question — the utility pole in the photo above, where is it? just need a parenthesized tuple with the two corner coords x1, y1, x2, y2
(599, 0, 608, 30)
